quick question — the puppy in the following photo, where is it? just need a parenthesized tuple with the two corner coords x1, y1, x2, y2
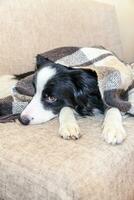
(19, 61, 104, 125)
(19, 47, 134, 145)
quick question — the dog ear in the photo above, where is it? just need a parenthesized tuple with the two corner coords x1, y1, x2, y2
(69, 70, 104, 115)
(70, 71, 89, 109)
(36, 54, 52, 69)
(73, 87, 94, 116)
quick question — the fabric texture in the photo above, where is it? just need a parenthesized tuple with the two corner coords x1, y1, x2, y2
(0, 114, 134, 200)
(0, 0, 123, 75)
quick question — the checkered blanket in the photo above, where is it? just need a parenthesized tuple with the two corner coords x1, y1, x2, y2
(0, 46, 133, 122)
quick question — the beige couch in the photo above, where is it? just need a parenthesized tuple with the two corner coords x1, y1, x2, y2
(0, 1, 134, 200)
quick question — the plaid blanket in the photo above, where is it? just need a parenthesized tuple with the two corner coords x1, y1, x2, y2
(0, 46, 133, 122)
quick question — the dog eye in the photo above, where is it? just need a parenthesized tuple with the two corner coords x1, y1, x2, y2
(45, 95, 57, 103)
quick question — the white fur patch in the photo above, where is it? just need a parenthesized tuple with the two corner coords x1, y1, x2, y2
(102, 108, 127, 145)
(21, 66, 57, 124)
(36, 66, 56, 94)
(21, 94, 56, 124)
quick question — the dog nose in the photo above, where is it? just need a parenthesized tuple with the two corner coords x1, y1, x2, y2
(19, 115, 30, 125)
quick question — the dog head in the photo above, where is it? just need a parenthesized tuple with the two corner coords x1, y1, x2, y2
(19, 60, 103, 125)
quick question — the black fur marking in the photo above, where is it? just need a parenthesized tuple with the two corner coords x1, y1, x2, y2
(36, 55, 52, 69)
(37, 63, 105, 116)
(104, 89, 131, 112)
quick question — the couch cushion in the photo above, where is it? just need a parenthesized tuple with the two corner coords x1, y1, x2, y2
(0, 0, 123, 75)
(0, 115, 134, 200)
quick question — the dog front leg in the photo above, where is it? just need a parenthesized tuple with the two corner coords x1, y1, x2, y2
(59, 107, 80, 140)
(102, 108, 127, 145)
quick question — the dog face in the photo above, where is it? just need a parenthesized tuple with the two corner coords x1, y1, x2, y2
(19, 62, 104, 125)
(20, 65, 59, 125)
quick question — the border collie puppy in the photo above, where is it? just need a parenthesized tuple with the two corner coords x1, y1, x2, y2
(20, 61, 104, 127)
(19, 59, 128, 144)
(19, 46, 133, 145)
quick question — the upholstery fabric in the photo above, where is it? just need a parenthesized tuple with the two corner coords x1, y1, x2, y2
(0, 0, 123, 75)
(0, 116, 134, 200)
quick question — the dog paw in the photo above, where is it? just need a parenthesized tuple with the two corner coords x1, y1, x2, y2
(102, 123, 127, 145)
(59, 122, 81, 140)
